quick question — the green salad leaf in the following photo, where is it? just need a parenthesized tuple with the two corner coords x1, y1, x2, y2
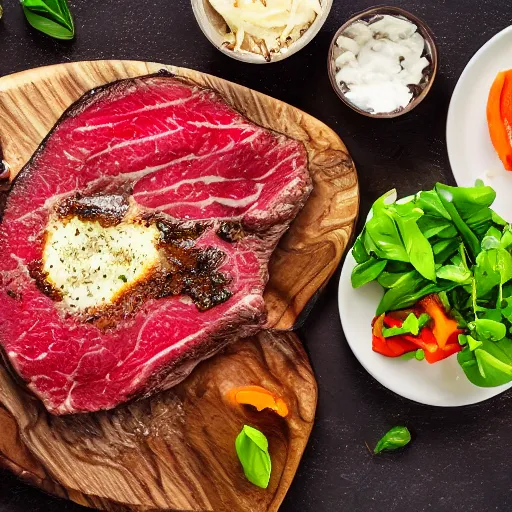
(21, 0, 75, 40)
(351, 258, 387, 289)
(382, 313, 430, 338)
(351, 182, 512, 389)
(374, 426, 411, 454)
(235, 425, 272, 489)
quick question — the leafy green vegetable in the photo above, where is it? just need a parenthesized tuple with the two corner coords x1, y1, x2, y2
(393, 209, 436, 281)
(469, 319, 506, 341)
(382, 313, 430, 338)
(351, 259, 387, 289)
(415, 349, 425, 361)
(377, 277, 454, 315)
(365, 211, 409, 262)
(374, 426, 411, 454)
(458, 338, 512, 387)
(352, 237, 369, 264)
(436, 255, 472, 284)
(351, 182, 512, 389)
(21, 0, 74, 40)
(435, 183, 481, 261)
(415, 190, 450, 219)
(235, 425, 272, 489)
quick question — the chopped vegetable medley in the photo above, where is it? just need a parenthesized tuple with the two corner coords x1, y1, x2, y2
(352, 182, 512, 388)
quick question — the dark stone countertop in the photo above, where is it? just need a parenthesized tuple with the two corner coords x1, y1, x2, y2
(0, 0, 511, 511)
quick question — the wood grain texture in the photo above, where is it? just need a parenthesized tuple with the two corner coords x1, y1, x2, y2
(0, 331, 317, 512)
(0, 60, 359, 330)
(0, 60, 356, 510)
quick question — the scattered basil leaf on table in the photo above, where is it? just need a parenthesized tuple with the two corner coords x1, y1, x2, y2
(374, 426, 411, 454)
(235, 425, 271, 489)
(20, 0, 74, 40)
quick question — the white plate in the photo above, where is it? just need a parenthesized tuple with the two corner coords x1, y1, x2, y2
(447, 25, 512, 220)
(339, 251, 512, 406)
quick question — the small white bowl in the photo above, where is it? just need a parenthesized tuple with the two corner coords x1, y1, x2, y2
(328, 6, 438, 118)
(191, 0, 333, 64)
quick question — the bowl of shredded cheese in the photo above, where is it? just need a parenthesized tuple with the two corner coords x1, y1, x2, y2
(192, 0, 333, 63)
(328, 6, 438, 118)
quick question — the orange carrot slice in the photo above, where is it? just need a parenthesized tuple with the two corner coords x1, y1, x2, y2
(227, 385, 289, 417)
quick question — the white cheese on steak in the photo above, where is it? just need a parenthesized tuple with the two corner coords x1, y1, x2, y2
(43, 217, 160, 310)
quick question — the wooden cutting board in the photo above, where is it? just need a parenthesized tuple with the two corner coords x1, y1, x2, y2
(0, 60, 358, 511)
(0, 331, 317, 512)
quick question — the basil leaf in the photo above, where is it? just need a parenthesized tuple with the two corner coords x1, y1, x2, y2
(481, 236, 501, 250)
(436, 257, 472, 284)
(479, 308, 503, 322)
(500, 229, 512, 250)
(392, 208, 436, 281)
(365, 211, 409, 262)
(351, 258, 387, 289)
(377, 270, 413, 289)
(377, 276, 456, 315)
(469, 319, 506, 341)
(493, 210, 508, 226)
(374, 426, 411, 454)
(435, 183, 481, 262)
(436, 246, 471, 284)
(21, 0, 74, 40)
(235, 425, 271, 489)
(352, 236, 370, 264)
(416, 215, 453, 239)
(474, 248, 512, 298)
(436, 224, 459, 239)
(415, 190, 450, 219)
(458, 338, 512, 387)
(432, 238, 460, 265)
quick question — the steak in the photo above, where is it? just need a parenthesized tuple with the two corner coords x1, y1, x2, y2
(0, 73, 311, 415)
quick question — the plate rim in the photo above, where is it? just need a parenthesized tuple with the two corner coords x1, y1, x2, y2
(446, 25, 512, 185)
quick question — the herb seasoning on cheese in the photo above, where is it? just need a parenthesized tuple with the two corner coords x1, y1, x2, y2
(333, 15, 430, 114)
(208, 0, 322, 61)
(43, 217, 160, 311)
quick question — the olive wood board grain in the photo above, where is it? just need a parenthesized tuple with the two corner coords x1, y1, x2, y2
(0, 60, 358, 511)
(0, 330, 317, 512)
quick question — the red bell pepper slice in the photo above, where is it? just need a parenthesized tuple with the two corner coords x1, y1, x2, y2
(372, 315, 418, 357)
(372, 296, 464, 364)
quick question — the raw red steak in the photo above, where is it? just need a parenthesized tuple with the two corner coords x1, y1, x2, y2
(0, 73, 311, 414)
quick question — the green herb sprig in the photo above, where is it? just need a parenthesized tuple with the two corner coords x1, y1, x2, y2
(374, 426, 411, 454)
(382, 312, 430, 338)
(235, 425, 272, 489)
(21, 0, 75, 40)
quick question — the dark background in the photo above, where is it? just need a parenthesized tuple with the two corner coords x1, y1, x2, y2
(0, 0, 511, 511)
